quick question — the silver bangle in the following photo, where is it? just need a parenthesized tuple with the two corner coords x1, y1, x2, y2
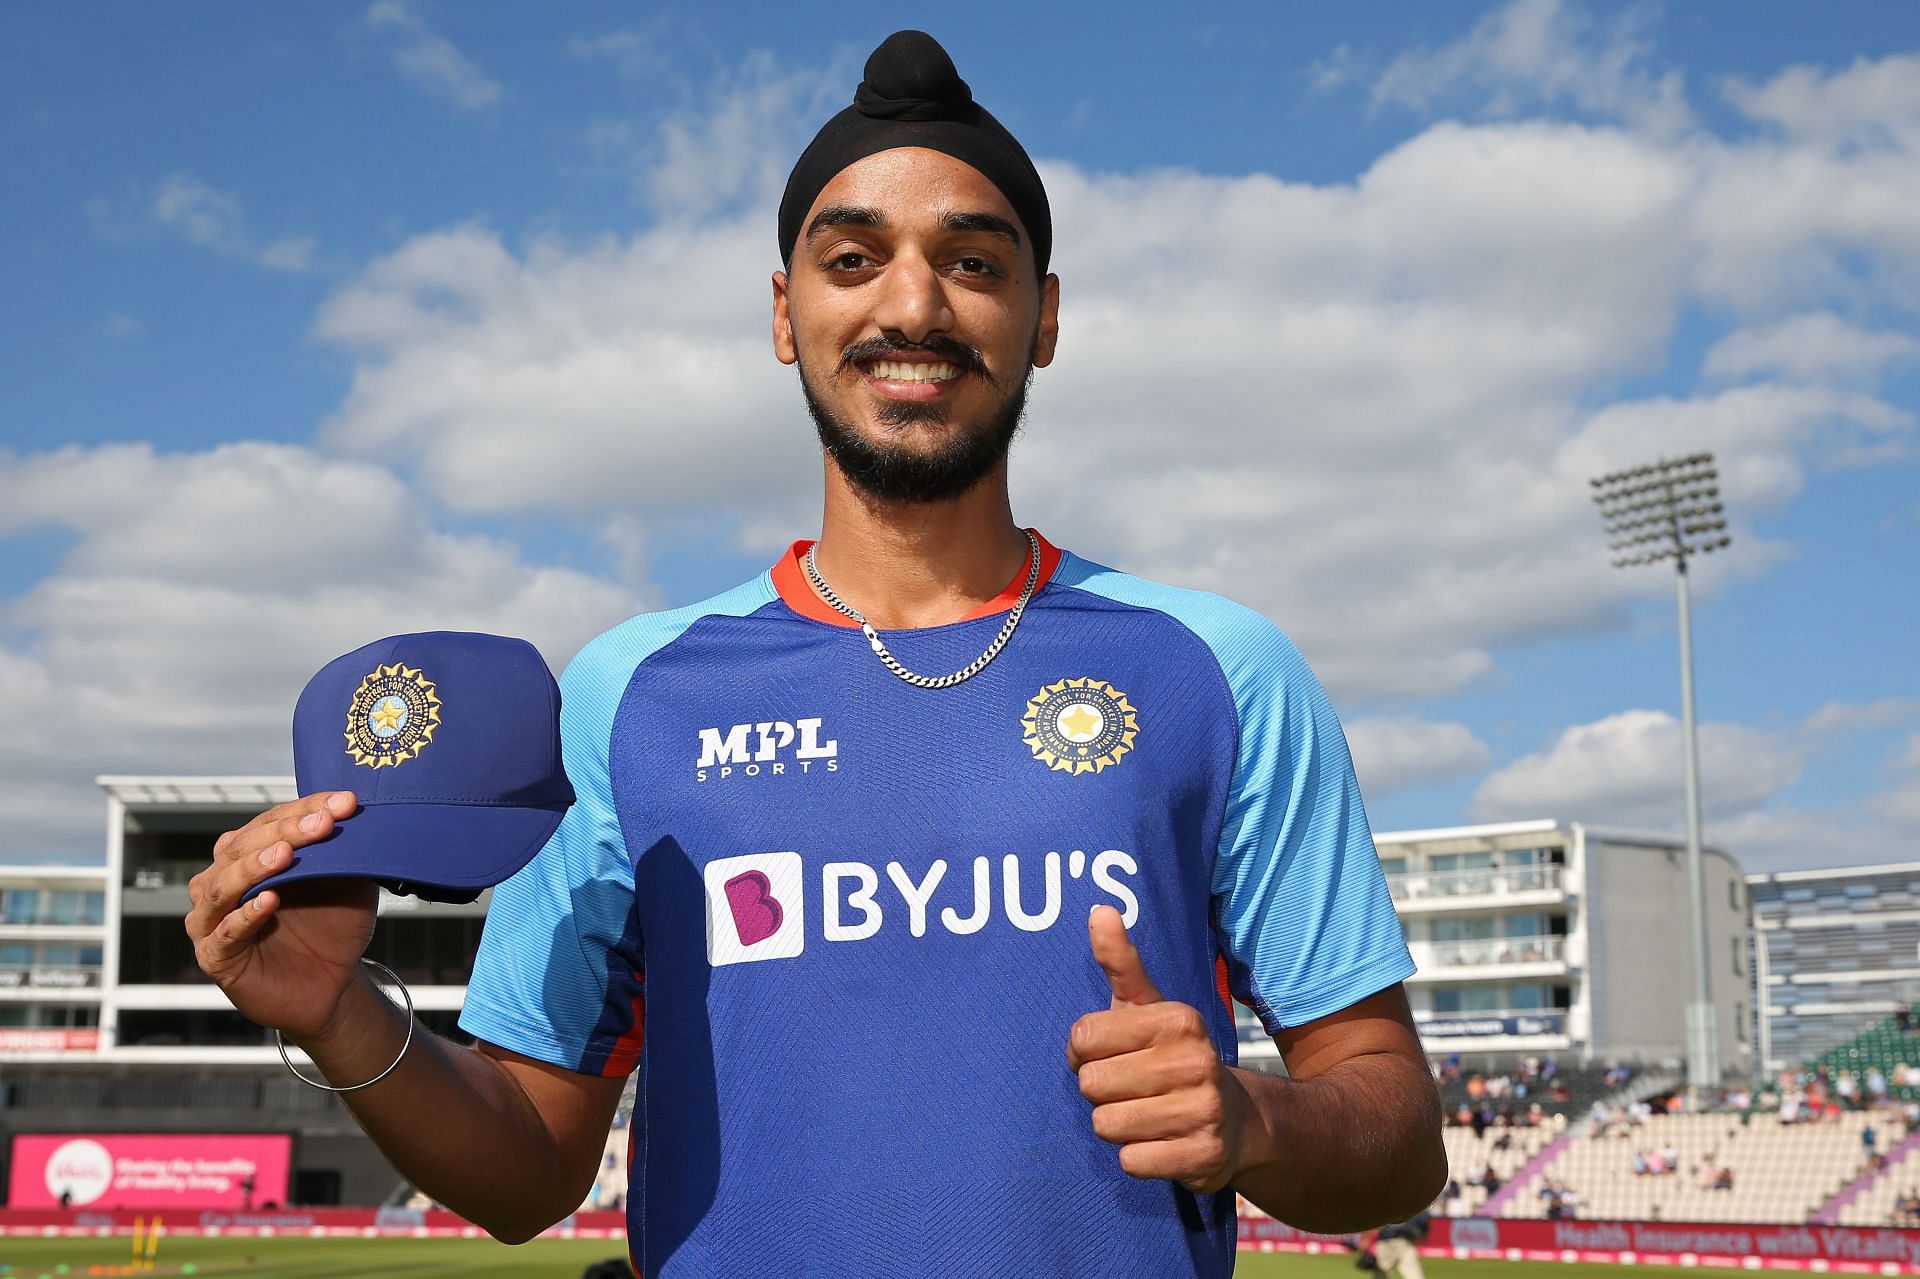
(276, 958, 415, 1093)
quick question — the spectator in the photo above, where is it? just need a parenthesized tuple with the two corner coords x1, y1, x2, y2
(1631, 1151, 1649, 1177)
(1713, 1167, 1734, 1191)
(1661, 1142, 1680, 1174)
(1865, 1123, 1878, 1157)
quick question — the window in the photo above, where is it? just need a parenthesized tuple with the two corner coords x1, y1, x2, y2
(1729, 880, 1742, 911)
(47, 890, 84, 925)
(1505, 914, 1544, 938)
(80, 891, 105, 925)
(1381, 857, 1408, 877)
(2, 890, 37, 925)
(1732, 936, 1744, 978)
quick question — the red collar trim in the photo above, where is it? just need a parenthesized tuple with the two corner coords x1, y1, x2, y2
(769, 531, 1062, 629)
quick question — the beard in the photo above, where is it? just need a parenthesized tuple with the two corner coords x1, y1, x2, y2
(799, 334, 1033, 505)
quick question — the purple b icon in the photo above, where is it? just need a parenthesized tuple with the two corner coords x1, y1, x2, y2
(723, 870, 784, 946)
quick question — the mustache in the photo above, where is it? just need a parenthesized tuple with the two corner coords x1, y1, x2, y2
(838, 335, 997, 386)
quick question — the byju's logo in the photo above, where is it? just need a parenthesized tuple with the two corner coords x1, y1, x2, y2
(696, 717, 838, 782)
(704, 852, 805, 966)
(701, 849, 1140, 968)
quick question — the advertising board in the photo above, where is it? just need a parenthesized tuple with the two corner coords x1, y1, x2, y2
(7, 1134, 292, 1210)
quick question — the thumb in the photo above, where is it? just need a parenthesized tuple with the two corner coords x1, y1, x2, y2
(1090, 904, 1162, 1008)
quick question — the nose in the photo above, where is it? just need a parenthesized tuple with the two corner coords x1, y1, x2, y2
(869, 251, 954, 345)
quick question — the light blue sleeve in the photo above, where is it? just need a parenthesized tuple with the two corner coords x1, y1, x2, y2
(1057, 558, 1414, 1033)
(458, 578, 776, 1073)
(1200, 608, 1415, 1031)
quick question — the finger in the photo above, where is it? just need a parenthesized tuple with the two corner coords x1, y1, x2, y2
(198, 888, 279, 971)
(1078, 1041, 1222, 1104)
(1090, 1091, 1223, 1146)
(1068, 1003, 1208, 1071)
(225, 791, 354, 848)
(1116, 1136, 1231, 1191)
(187, 839, 293, 940)
(209, 798, 347, 886)
(1090, 904, 1162, 1008)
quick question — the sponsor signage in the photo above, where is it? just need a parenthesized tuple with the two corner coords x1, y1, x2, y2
(0, 1207, 627, 1240)
(0, 967, 99, 989)
(8, 1134, 291, 1210)
(0, 1029, 99, 1052)
(1414, 1013, 1564, 1038)
(1236, 1216, 1920, 1272)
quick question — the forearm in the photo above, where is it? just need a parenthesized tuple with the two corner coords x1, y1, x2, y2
(1228, 1053, 1446, 1232)
(289, 970, 588, 1243)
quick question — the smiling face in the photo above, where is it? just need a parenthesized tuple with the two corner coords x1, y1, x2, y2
(773, 147, 1060, 504)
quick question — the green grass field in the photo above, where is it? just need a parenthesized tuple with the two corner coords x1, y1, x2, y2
(0, 1238, 1769, 1279)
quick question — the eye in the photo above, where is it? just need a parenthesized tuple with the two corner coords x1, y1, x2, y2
(954, 256, 1001, 278)
(828, 251, 873, 272)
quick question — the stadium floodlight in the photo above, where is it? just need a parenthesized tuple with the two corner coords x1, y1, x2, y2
(1590, 452, 1732, 1094)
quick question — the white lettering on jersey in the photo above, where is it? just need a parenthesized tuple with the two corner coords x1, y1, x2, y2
(1002, 850, 1062, 932)
(1091, 848, 1140, 927)
(704, 850, 1139, 963)
(697, 717, 841, 781)
(940, 857, 993, 935)
(822, 862, 882, 942)
(886, 859, 948, 938)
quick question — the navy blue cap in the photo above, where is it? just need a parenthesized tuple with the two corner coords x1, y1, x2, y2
(247, 631, 574, 905)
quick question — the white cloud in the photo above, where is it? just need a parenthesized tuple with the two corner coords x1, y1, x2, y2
(306, 42, 1920, 707)
(1468, 709, 1806, 829)
(1724, 53, 1920, 151)
(1369, 0, 1690, 132)
(148, 173, 315, 273)
(1802, 699, 1920, 737)
(567, 25, 670, 81)
(0, 443, 642, 861)
(364, 0, 501, 111)
(1346, 717, 1492, 799)
(1704, 312, 1920, 384)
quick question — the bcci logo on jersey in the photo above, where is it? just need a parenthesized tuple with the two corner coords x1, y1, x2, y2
(695, 717, 839, 782)
(1022, 678, 1138, 775)
(702, 848, 1140, 967)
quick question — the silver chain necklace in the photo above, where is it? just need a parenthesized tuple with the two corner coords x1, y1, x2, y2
(804, 529, 1041, 690)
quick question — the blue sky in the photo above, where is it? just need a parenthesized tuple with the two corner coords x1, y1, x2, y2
(2, 1, 1916, 869)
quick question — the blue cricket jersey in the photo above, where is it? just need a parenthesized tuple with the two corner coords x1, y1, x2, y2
(460, 533, 1414, 1277)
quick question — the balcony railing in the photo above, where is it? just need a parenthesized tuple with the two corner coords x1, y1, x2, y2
(1386, 864, 1566, 901)
(1416, 935, 1567, 969)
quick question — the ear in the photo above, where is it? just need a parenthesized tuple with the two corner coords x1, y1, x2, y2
(772, 269, 798, 366)
(1031, 272, 1061, 369)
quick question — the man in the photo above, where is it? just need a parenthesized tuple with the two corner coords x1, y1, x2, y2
(186, 30, 1442, 1277)
(1358, 1211, 1431, 1279)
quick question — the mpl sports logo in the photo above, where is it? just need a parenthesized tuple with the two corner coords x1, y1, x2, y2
(695, 717, 838, 782)
(702, 848, 1141, 967)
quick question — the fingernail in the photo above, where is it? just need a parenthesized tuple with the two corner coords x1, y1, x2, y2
(258, 846, 279, 866)
(300, 812, 324, 835)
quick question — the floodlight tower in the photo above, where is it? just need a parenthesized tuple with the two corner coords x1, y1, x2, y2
(1590, 452, 1732, 1092)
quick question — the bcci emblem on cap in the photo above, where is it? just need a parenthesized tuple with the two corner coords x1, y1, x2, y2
(344, 663, 442, 769)
(1022, 677, 1139, 775)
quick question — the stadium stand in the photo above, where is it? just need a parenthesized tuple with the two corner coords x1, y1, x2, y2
(1436, 1062, 1639, 1122)
(1812, 1006, 1920, 1103)
(1500, 1111, 1887, 1223)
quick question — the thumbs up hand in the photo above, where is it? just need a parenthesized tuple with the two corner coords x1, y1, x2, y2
(1067, 905, 1264, 1194)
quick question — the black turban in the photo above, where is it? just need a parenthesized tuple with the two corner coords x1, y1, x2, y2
(778, 30, 1052, 276)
